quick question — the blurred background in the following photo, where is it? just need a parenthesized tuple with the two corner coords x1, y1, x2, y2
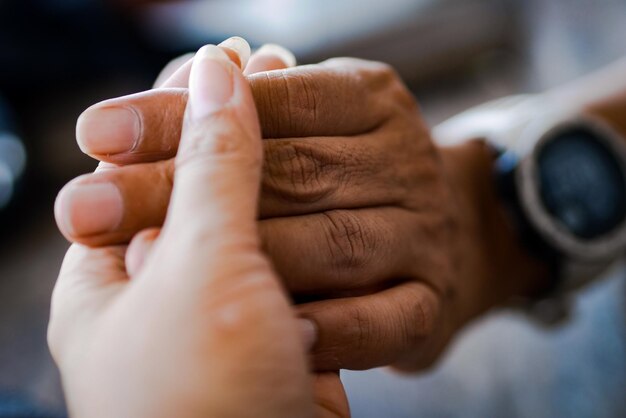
(0, 0, 625, 417)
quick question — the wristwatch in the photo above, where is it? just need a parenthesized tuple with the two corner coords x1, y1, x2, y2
(433, 95, 626, 323)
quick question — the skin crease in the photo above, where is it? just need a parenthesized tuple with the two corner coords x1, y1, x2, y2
(57, 46, 551, 373)
(56, 39, 626, 411)
(51, 41, 349, 418)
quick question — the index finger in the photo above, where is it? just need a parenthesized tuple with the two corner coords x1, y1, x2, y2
(76, 59, 409, 164)
(252, 58, 405, 138)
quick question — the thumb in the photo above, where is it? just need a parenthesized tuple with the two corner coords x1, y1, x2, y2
(161, 44, 263, 254)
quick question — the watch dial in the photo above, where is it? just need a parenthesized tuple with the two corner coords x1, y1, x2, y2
(538, 127, 626, 240)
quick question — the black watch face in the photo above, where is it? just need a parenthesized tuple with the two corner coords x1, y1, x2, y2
(538, 127, 626, 240)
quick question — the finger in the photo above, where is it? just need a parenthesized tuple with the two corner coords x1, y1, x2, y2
(76, 88, 186, 164)
(54, 159, 173, 246)
(157, 37, 251, 89)
(76, 38, 251, 162)
(153, 44, 264, 273)
(251, 58, 408, 138)
(68, 125, 417, 243)
(142, 48, 313, 399)
(298, 281, 443, 371)
(56, 156, 412, 288)
(156, 42, 293, 90)
(76, 58, 407, 165)
(143, 48, 315, 414)
(244, 44, 296, 75)
(55, 171, 430, 294)
(260, 128, 419, 218)
(125, 227, 160, 277)
(260, 208, 419, 293)
(58, 156, 426, 300)
(153, 52, 194, 89)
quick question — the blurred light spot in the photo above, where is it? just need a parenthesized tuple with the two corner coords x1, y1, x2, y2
(0, 133, 26, 209)
(0, 163, 14, 209)
(0, 133, 26, 178)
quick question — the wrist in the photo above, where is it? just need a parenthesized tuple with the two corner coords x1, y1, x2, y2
(438, 140, 551, 325)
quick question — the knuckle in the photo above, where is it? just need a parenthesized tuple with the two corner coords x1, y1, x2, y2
(252, 70, 321, 136)
(160, 90, 188, 146)
(355, 61, 417, 114)
(361, 61, 398, 90)
(392, 284, 442, 352)
(264, 141, 339, 203)
(391, 287, 446, 371)
(409, 214, 458, 298)
(288, 72, 321, 131)
(322, 210, 374, 271)
(345, 304, 373, 351)
(389, 80, 419, 112)
(371, 61, 397, 81)
(392, 301, 433, 359)
(405, 296, 436, 344)
(326, 58, 418, 120)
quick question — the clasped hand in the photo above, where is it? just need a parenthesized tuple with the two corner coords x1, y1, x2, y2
(51, 37, 538, 417)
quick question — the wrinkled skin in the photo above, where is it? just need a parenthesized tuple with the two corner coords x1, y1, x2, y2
(52, 42, 349, 418)
(58, 54, 546, 374)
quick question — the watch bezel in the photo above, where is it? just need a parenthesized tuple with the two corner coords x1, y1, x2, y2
(516, 115, 626, 261)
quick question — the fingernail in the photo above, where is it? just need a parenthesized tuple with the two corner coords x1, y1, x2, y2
(298, 318, 317, 351)
(189, 45, 235, 121)
(76, 106, 140, 155)
(57, 183, 123, 237)
(219, 36, 251, 70)
(256, 44, 296, 67)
